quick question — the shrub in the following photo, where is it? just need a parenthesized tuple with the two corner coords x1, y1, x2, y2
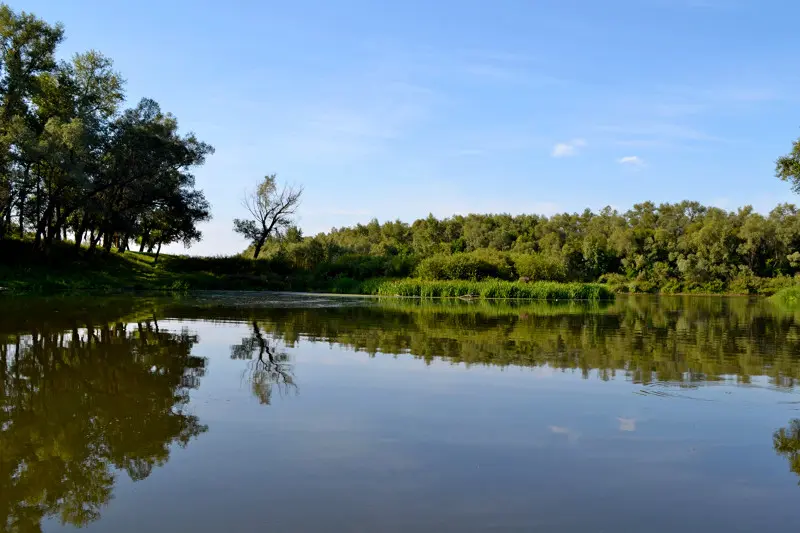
(728, 267, 761, 294)
(315, 254, 415, 280)
(416, 251, 514, 281)
(512, 253, 567, 282)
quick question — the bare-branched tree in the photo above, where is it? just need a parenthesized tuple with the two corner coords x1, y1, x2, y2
(233, 174, 303, 258)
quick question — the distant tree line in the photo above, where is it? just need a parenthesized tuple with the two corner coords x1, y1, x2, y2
(0, 5, 211, 257)
(256, 199, 800, 293)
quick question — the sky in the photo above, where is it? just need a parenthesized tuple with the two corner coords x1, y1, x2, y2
(18, 0, 800, 255)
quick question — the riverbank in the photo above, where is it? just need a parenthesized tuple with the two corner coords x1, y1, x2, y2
(0, 240, 614, 299)
(1, 239, 796, 299)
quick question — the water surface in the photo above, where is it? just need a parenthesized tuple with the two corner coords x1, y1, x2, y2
(2, 294, 800, 532)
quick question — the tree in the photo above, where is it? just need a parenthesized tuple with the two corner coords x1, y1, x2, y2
(0, 4, 212, 254)
(0, 5, 64, 238)
(233, 174, 302, 259)
(777, 137, 800, 193)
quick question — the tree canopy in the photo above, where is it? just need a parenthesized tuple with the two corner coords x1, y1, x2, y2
(0, 4, 211, 255)
(250, 201, 800, 294)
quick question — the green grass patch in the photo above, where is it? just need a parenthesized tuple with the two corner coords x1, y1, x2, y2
(771, 286, 800, 307)
(364, 279, 614, 300)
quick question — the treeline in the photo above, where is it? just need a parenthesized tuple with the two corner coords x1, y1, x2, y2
(256, 201, 800, 293)
(0, 5, 211, 256)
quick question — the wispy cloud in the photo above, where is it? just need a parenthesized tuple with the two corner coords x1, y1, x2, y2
(618, 155, 645, 167)
(462, 63, 561, 86)
(549, 425, 580, 443)
(618, 417, 637, 432)
(552, 138, 586, 158)
(274, 79, 437, 162)
(602, 122, 729, 149)
(325, 209, 372, 217)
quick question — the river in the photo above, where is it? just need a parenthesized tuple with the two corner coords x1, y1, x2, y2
(1, 293, 799, 532)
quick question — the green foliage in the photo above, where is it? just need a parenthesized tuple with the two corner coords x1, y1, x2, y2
(369, 279, 613, 300)
(0, 4, 211, 255)
(771, 286, 800, 307)
(512, 252, 567, 281)
(416, 250, 514, 281)
(245, 199, 800, 294)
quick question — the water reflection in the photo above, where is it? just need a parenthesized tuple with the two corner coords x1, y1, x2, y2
(2, 294, 800, 531)
(0, 316, 207, 531)
(231, 321, 297, 405)
(171, 296, 800, 388)
(774, 419, 800, 483)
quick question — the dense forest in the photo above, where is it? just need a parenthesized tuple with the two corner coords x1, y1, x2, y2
(255, 199, 800, 293)
(0, 5, 212, 257)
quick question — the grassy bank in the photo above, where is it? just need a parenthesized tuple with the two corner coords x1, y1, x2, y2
(0, 240, 611, 300)
(4, 239, 798, 300)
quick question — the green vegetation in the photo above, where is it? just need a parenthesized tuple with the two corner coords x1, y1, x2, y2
(771, 286, 800, 307)
(245, 201, 800, 295)
(0, 5, 211, 258)
(369, 279, 612, 300)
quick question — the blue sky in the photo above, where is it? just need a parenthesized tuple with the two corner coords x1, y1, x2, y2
(19, 0, 800, 255)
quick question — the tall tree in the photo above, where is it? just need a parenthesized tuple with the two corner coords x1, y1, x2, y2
(233, 174, 302, 259)
(0, 5, 63, 238)
(777, 136, 800, 193)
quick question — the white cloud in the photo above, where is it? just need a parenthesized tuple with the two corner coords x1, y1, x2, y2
(618, 155, 645, 167)
(618, 417, 637, 432)
(551, 138, 586, 158)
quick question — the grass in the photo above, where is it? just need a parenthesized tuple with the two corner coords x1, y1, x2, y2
(0, 239, 284, 293)
(363, 279, 614, 300)
(771, 286, 800, 307)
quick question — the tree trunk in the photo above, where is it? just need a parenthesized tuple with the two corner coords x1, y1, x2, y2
(89, 230, 100, 252)
(253, 237, 266, 259)
(2, 206, 10, 238)
(139, 230, 151, 253)
(154, 241, 162, 263)
(75, 215, 89, 249)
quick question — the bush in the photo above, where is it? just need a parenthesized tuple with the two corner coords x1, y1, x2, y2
(760, 274, 799, 296)
(416, 251, 514, 281)
(315, 254, 416, 280)
(728, 267, 761, 294)
(512, 253, 567, 282)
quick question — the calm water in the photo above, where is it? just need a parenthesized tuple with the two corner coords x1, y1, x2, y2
(2, 293, 800, 532)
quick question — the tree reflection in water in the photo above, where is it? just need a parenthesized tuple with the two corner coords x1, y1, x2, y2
(0, 317, 207, 531)
(231, 321, 296, 405)
(774, 419, 800, 483)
